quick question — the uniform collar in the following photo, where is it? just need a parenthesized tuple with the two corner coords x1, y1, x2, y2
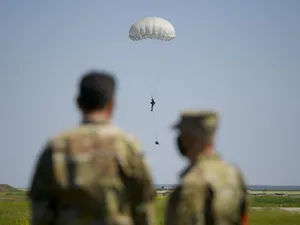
(196, 152, 220, 161)
(81, 115, 111, 125)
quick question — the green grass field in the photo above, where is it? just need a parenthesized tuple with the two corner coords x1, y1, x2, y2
(157, 196, 300, 224)
(249, 195, 300, 207)
(1, 193, 300, 225)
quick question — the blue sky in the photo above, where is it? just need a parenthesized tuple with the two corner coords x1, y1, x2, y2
(0, 0, 299, 187)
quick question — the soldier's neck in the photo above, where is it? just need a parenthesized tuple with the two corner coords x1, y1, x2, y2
(190, 146, 215, 164)
(83, 111, 112, 122)
(201, 147, 215, 157)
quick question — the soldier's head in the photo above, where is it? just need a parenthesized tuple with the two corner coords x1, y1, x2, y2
(76, 70, 117, 118)
(172, 110, 218, 162)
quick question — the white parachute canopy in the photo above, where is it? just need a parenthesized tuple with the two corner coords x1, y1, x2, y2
(129, 17, 175, 41)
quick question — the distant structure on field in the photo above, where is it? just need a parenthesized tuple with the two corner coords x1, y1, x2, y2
(0, 184, 22, 192)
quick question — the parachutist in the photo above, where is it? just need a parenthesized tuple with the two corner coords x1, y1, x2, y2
(150, 98, 156, 111)
(155, 141, 159, 145)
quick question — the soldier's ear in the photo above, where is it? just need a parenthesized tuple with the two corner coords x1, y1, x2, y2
(107, 98, 116, 115)
(108, 98, 114, 109)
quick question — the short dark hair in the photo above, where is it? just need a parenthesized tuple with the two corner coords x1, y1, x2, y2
(77, 70, 116, 111)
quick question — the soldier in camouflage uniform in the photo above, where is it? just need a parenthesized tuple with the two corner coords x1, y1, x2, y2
(164, 110, 249, 225)
(28, 71, 156, 225)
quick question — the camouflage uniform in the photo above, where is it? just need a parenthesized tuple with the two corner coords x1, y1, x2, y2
(164, 111, 248, 225)
(28, 118, 156, 225)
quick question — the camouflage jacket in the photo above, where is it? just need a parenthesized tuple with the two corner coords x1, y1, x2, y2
(28, 119, 156, 225)
(164, 153, 248, 225)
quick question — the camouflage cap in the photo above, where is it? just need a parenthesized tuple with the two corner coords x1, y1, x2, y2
(172, 110, 218, 136)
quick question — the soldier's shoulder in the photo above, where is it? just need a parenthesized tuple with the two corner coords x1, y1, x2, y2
(48, 127, 76, 149)
(215, 160, 247, 185)
(49, 125, 102, 149)
(51, 123, 122, 141)
(118, 132, 144, 163)
(49, 124, 143, 158)
(98, 125, 142, 150)
(123, 132, 142, 148)
(176, 167, 207, 201)
(199, 155, 240, 173)
(99, 126, 143, 157)
(181, 164, 206, 187)
(224, 161, 245, 176)
(228, 162, 247, 182)
(216, 159, 245, 180)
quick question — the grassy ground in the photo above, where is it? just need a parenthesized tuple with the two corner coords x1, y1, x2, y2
(249, 190, 300, 194)
(0, 201, 29, 225)
(156, 196, 300, 225)
(249, 195, 300, 207)
(1, 193, 300, 225)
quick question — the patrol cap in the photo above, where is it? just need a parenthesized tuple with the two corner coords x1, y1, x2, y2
(172, 110, 218, 136)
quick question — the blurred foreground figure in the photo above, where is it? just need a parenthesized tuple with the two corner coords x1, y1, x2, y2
(28, 70, 156, 225)
(164, 110, 249, 225)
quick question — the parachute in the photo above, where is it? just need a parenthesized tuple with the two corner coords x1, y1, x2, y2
(129, 17, 175, 41)
(129, 17, 175, 145)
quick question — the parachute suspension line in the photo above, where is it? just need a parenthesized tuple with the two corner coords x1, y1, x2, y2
(150, 71, 160, 97)
(148, 66, 160, 110)
(150, 81, 156, 98)
(148, 68, 159, 98)
(152, 111, 159, 142)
